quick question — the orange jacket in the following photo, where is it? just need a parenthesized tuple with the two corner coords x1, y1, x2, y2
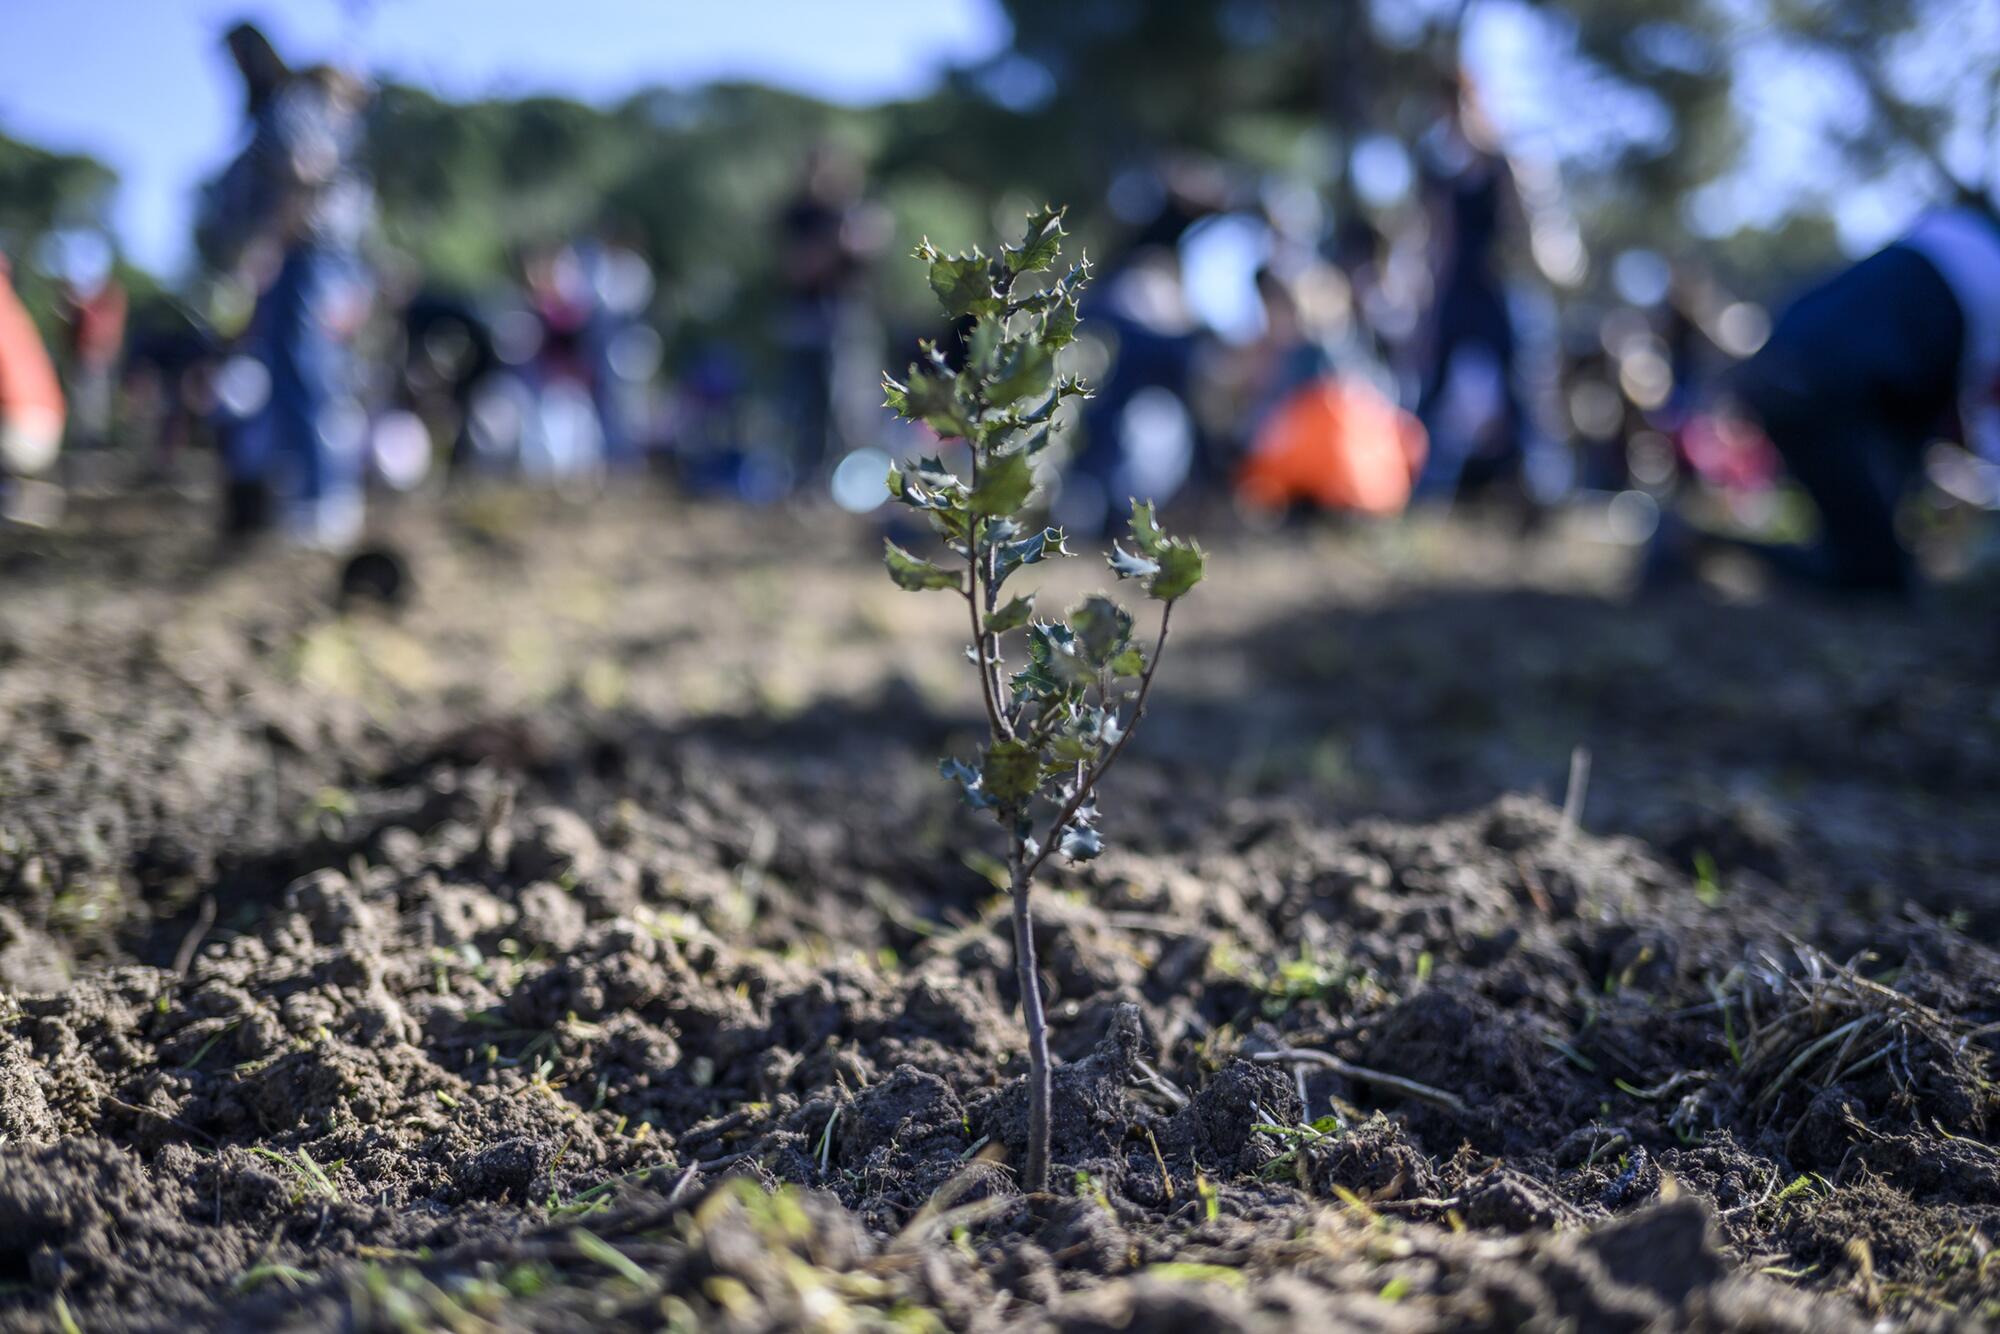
(1237, 377, 1426, 515)
(0, 259, 66, 431)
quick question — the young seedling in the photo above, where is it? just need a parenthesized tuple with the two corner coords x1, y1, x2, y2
(878, 206, 1206, 1192)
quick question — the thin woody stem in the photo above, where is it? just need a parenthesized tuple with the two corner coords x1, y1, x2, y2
(965, 580, 1009, 740)
(983, 534, 1012, 736)
(1008, 839, 1052, 1192)
(963, 513, 1011, 742)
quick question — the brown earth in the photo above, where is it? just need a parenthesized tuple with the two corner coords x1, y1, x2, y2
(0, 490, 1996, 1331)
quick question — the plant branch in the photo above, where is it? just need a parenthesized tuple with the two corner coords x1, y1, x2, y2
(1018, 701, 1067, 750)
(982, 532, 1012, 735)
(964, 554, 1010, 743)
(1024, 599, 1174, 879)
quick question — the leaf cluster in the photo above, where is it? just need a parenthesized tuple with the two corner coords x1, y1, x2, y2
(880, 208, 1206, 870)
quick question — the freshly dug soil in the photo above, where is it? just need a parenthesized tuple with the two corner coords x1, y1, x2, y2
(1, 492, 1996, 1331)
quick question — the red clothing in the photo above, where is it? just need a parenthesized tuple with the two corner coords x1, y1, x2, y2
(67, 280, 128, 368)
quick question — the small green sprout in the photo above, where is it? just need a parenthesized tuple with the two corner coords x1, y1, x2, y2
(1692, 848, 1723, 907)
(878, 206, 1206, 1192)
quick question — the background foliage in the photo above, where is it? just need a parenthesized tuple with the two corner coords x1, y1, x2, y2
(4, 0, 1996, 353)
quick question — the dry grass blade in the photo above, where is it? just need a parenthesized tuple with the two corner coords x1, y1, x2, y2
(1753, 1016, 1875, 1111)
(1719, 941, 1993, 1138)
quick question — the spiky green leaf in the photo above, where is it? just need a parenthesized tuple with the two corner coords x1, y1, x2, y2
(1147, 540, 1207, 601)
(911, 455, 964, 494)
(884, 540, 960, 592)
(1015, 389, 1061, 427)
(928, 509, 971, 542)
(1059, 821, 1103, 862)
(1107, 543, 1159, 580)
(1070, 594, 1133, 668)
(939, 756, 995, 809)
(928, 249, 1003, 318)
(981, 741, 1040, 806)
(1049, 730, 1095, 764)
(969, 448, 1033, 516)
(995, 526, 1069, 584)
(1129, 499, 1167, 556)
(986, 339, 1057, 408)
(985, 594, 1036, 634)
(1040, 293, 1080, 350)
(891, 458, 969, 541)
(991, 420, 1054, 459)
(1005, 206, 1066, 276)
(900, 367, 977, 441)
(1009, 657, 1062, 703)
(1029, 620, 1095, 689)
(966, 314, 1005, 375)
(1057, 796, 1103, 861)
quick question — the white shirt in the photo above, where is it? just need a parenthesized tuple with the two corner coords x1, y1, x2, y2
(1902, 207, 2000, 461)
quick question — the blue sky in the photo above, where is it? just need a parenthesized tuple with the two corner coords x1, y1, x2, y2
(1, 0, 1008, 275)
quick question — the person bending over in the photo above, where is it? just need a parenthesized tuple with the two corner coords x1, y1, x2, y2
(1720, 199, 2000, 595)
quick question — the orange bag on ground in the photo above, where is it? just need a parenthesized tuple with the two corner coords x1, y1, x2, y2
(1237, 376, 1426, 515)
(0, 258, 67, 476)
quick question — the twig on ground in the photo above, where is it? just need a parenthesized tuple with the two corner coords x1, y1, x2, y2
(1131, 1057, 1190, 1111)
(1370, 1194, 1466, 1213)
(103, 1094, 217, 1143)
(662, 1161, 701, 1210)
(1252, 1048, 1468, 1116)
(1560, 745, 1591, 835)
(173, 894, 218, 978)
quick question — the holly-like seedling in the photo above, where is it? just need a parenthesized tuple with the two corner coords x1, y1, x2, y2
(878, 207, 1205, 1193)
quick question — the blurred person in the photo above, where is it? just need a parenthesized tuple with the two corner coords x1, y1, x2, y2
(0, 251, 67, 525)
(1064, 245, 1202, 534)
(123, 305, 220, 483)
(1412, 69, 1581, 505)
(1328, 215, 1405, 379)
(397, 289, 497, 473)
(576, 227, 659, 472)
(774, 145, 887, 487)
(669, 343, 799, 502)
(1062, 162, 1237, 533)
(1615, 263, 1776, 506)
(1665, 198, 2000, 596)
(1235, 263, 1398, 429)
(1238, 268, 1332, 428)
(1662, 260, 1736, 422)
(224, 20, 290, 120)
(1234, 267, 1427, 517)
(52, 233, 126, 454)
(520, 241, 607, 485)
(198, 24, 375, 548)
